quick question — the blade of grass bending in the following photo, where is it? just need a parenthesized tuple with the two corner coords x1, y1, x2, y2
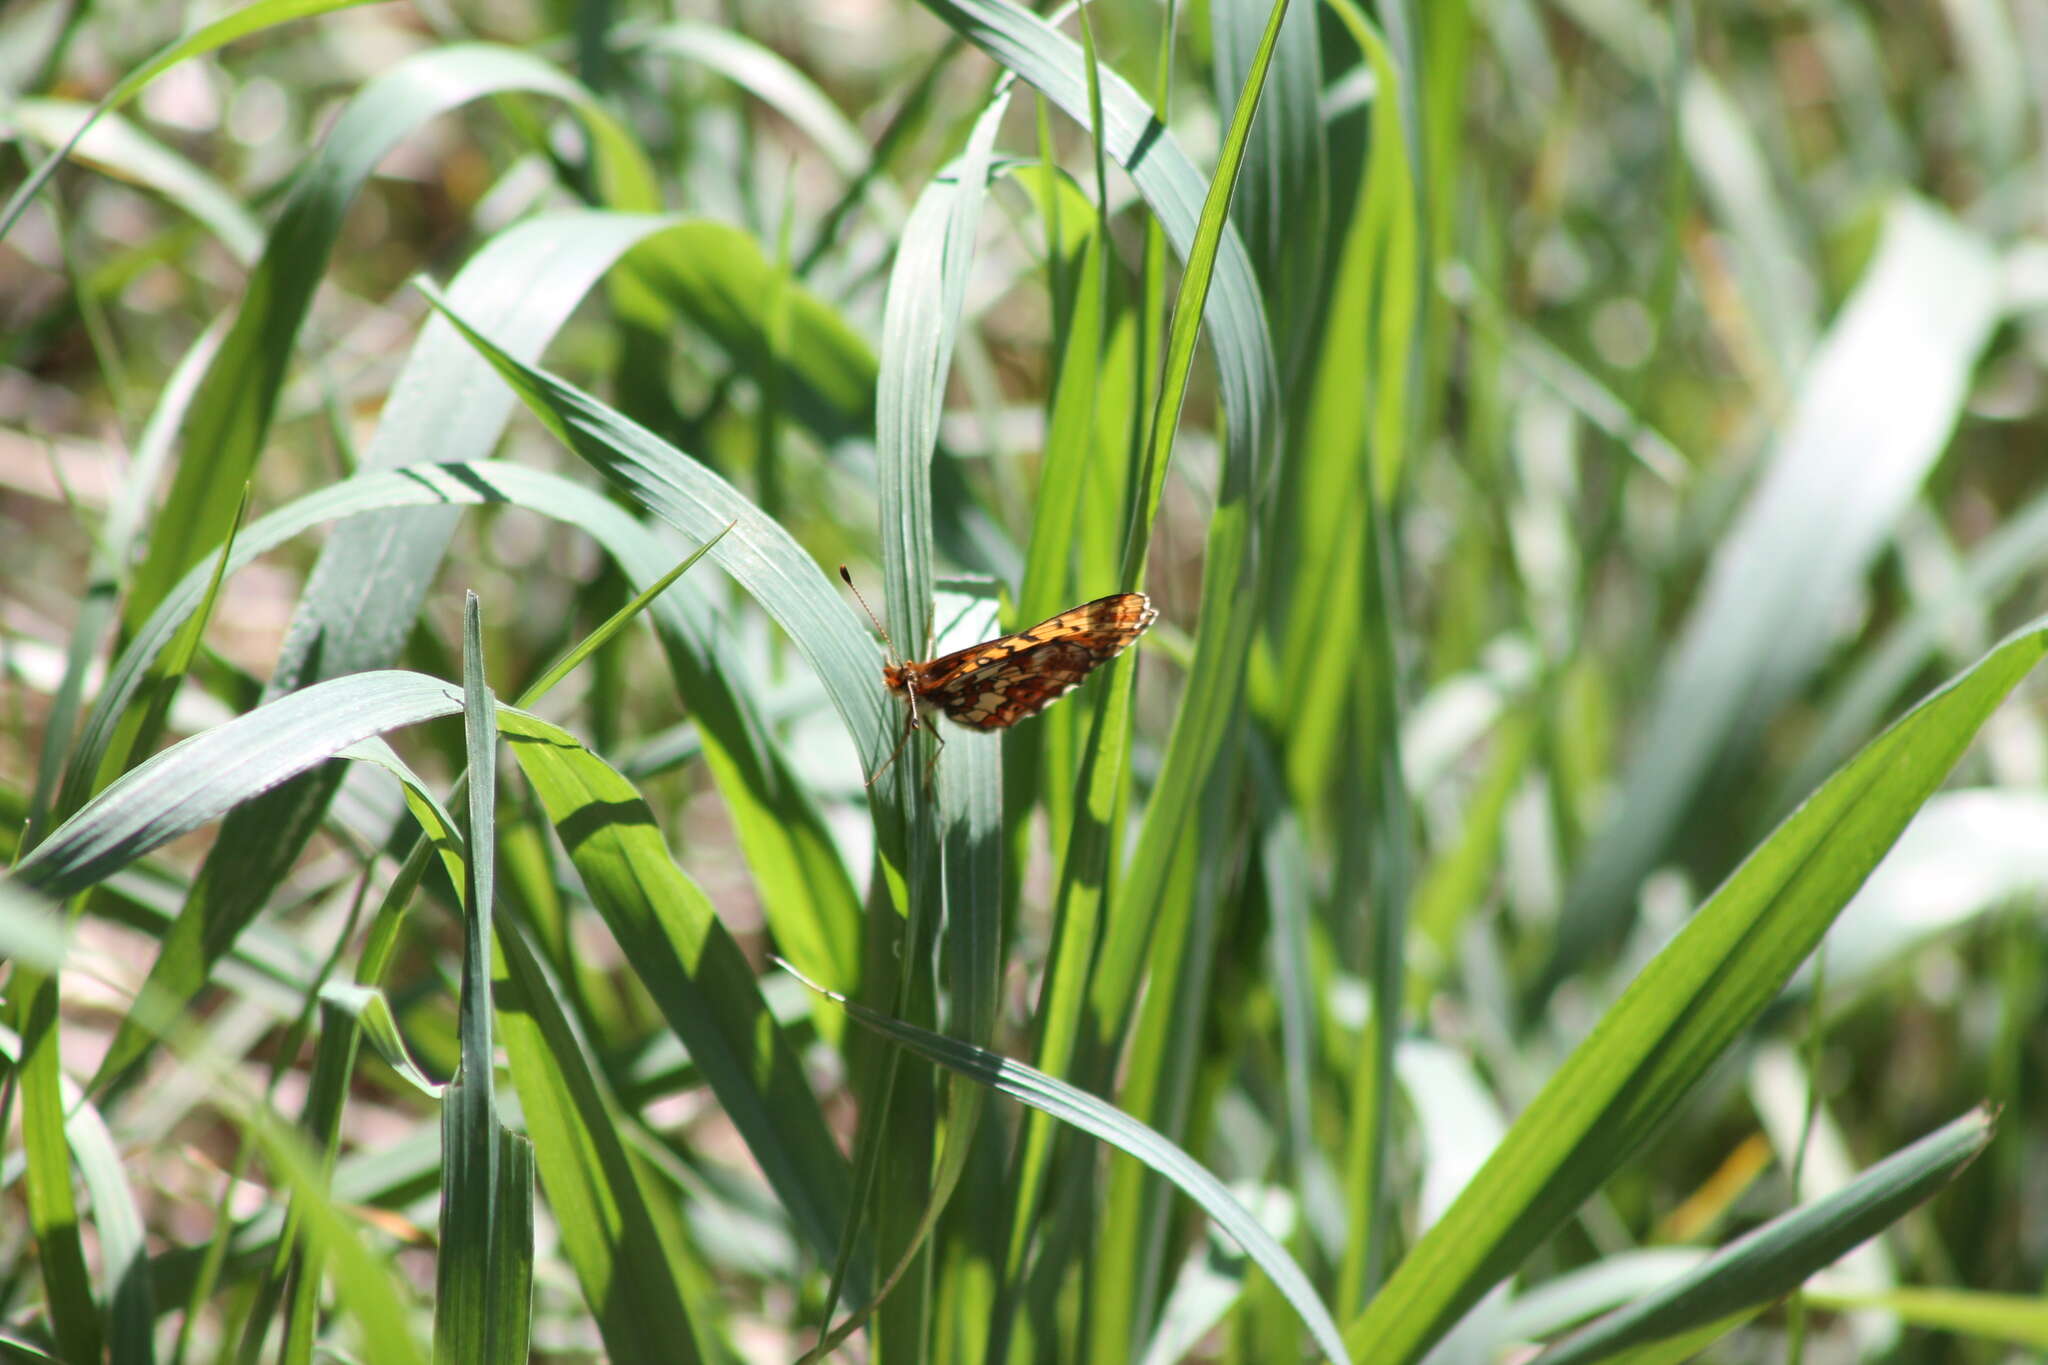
(414, 284, 895, 773)
(496, 708, 858, 1290)
(1530, 1107, 1994, 1364)
(1344, 620, 2048, 1363)
(16, 672, 467, 900)
(122, 44, 656, 638)
(0, 0, 384, 243)
(433, 595, 535, 1365)
(781, 962, 1354, 1365)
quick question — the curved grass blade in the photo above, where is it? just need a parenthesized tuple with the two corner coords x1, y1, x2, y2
(0, 0, 384, 243)
(16, 671, 465, 900)
(1345, 619, 2048, 1363)
(495, 708, 856, 1277)
(1529, 1107, 1994, 1364)
(415, 281, 895, 772)
(781, 962, 1354, 1365)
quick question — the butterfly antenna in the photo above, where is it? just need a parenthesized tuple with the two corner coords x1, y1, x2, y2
(839, 565, 896, 655)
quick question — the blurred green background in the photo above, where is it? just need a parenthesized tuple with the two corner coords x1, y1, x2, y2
(3, 0, 2047, 1360)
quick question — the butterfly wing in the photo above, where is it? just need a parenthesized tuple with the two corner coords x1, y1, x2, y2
(912, 592, 1156, 730)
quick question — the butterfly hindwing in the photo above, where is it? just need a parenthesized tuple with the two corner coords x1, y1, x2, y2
(901, 592, 1156, 731)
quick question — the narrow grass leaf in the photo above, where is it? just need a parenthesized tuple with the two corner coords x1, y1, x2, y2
(16, 671, 464, 900)
(1347, 620, 2048, 1363)
(1531, 1107, 1994, 1364)
(517, 520, 736, 705)
(784, 965, 1354, 1365)
(434, 595, 535, 1365)
(495, 708, 856, 1274)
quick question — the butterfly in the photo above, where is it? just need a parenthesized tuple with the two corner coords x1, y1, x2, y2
(840, 567, 1157, 782)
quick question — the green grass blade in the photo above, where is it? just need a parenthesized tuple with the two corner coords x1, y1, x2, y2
(121, 43, 656, 638)
(516, 520, 736, 707)
(1346, 620, 2048, 1363)
(1550, 198, 2004, 991)
(433, 594, 534, 1365)
(16, 670, 464, 899)
(495, 707, 856, 1276)
(1531, 1107, 1994, 1364)
(785, 964, 1354, 1365)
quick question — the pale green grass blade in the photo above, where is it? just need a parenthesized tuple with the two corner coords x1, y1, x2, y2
(1529, 1107, 1993, 1364)
(1345, 619, 2048, 1363)
(7, 99, 263, 263)
(418, 283, 894, 769)
(432, 594, 534, 1365)
(120, 43, 657, 640)
(785, 965, 1354, 1365)
(0, 0, 384, 242)
(1802, 1286, 2048, 1351)
(15, 670, 463, 899)
(1551, 198, 2004, 990)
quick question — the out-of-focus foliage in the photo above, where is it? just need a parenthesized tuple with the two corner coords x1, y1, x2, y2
(3, 0, 2046, 1360)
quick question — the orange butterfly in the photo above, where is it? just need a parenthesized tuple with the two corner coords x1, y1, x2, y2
(841, 568, 1156, 782)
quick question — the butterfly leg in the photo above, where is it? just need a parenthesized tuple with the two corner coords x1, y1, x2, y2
(865, 701, 920, 787)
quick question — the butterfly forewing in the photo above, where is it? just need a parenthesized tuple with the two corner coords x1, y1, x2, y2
(900, 592, 1156, 730)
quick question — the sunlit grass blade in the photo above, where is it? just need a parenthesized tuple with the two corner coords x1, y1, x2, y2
(1347, 619, 2048, 1363)
(495, 708, 857, 1276)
